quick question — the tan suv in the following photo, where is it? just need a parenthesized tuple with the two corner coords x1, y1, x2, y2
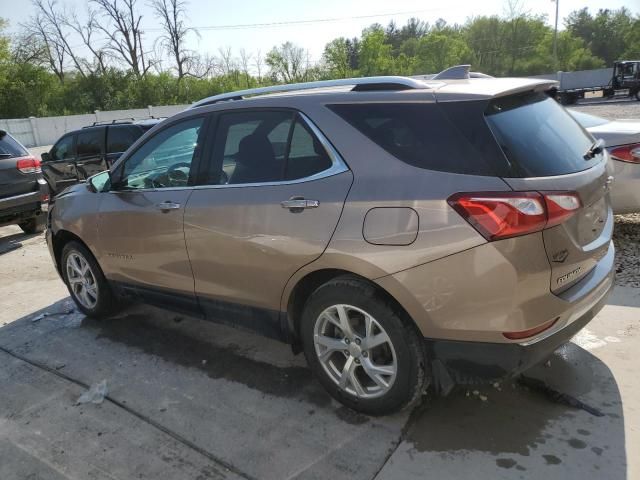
(46, 69, 615, 415)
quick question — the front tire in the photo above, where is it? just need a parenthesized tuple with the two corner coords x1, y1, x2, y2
(61, 241, 120, 318)
(300, 276, 427, 415)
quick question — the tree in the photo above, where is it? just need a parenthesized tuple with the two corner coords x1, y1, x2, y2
(358, 25, 393, 76)
(266, 42, 308, 83)
(92, 0, 153, 77)
(415, 32, 470, 74)
(566, 7, 636, 65)
(151, 0, 199, 81)
(323, 38, 352, 78)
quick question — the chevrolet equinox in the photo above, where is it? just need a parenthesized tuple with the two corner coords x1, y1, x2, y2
(46, 69, 615, 415)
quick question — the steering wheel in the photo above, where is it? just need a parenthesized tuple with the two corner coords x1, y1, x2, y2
(167, 162, 191, 184)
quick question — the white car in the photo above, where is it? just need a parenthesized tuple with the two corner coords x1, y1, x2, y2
(570, 109, 640, 214)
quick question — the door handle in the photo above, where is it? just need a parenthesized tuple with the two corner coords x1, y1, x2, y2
(281, 198, 320, 212)
(156, 201, 181, 211)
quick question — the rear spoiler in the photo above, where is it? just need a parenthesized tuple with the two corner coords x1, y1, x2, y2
(434, 78, 559, 102)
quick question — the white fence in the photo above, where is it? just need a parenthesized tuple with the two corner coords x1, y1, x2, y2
(0, 104, 189, 148)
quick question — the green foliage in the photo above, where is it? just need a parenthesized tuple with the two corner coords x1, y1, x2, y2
(0, 6, 639, 119)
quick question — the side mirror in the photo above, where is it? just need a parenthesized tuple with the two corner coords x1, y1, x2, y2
(41, 152, 51, 162)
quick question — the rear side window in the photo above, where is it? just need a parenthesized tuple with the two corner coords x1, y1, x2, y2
(0, 132, 29, 157)
(107, 126, 144, 154)
(485, 92, 601, 177)
(207, 110, 334, 185)
(77, 129, 104, 157)
(328, 103, 498, 176)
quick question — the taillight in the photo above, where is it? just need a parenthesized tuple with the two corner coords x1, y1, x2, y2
(503, 318, 558, 340)
(448, 191, 581, 241)
(16, 156, 41, 174)
(609, 144, 640, 163)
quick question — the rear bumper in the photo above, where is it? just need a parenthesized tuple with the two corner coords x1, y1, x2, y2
(427, 251, 614, 383)
(0, 185, 48, 226)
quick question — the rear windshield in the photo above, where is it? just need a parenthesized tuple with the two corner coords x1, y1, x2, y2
(485, 92, 602, 177)
(328, 103, 500, 176)
(0, 132, 29, 158)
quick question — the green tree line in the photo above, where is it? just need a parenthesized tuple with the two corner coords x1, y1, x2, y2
(1, 4, 639, 119)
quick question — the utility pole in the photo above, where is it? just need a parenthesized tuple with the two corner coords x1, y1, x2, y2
(552, 0, 559, 69)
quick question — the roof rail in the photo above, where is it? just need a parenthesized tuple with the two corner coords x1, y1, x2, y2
(88, 118, 136, 127)
(191, 76, 431, 108)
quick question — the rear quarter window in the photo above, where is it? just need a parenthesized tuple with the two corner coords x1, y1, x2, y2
(328, 103, 500, 176)
(0, 132, 29, 157)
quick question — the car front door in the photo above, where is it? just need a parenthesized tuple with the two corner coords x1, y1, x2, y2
(184, 110, 353, 338)
(75, 127, 107, 179)
(42, 133, 77, 195)
(97, 116, 207, 313)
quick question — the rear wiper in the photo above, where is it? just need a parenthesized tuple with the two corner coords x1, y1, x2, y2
(584, 138, 605, 160)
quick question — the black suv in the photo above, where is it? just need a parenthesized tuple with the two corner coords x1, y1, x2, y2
(0, 130, 49, 234)
(41, 118, 161, 196)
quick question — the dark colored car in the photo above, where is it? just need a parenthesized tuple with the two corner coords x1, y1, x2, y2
(0, 130, 49, 234)
(41, 119, 161, 196)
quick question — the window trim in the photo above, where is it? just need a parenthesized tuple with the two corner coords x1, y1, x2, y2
(194, 110, 348, 190)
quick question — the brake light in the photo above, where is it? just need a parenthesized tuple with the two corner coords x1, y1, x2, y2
(448, 191, 581, 241)
(16, 156, 41, 174)
(609, 144, 640, 163)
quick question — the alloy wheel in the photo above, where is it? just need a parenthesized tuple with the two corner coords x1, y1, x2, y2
(313, 304, 397, 399)
(66, 252, 98, 309)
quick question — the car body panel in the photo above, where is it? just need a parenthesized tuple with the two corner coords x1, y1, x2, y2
(184, 171, 353, 314)
(569, 110, 640, 214)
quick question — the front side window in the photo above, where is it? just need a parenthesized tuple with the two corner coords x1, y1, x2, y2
(76, 129, 104, 157)
(119, 117, 203, 190)
(50, 135, 75, 161)
(208, 110, 333, 185)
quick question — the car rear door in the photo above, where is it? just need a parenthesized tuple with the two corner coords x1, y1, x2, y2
(76, 127, 107, 180)
(42, 133, 77, 195)
(184, 109, 352, 338)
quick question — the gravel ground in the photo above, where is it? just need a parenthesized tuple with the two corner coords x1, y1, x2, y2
(571, 97, 640, 119)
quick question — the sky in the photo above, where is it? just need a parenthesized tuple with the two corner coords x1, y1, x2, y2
(1, 0, 639, 65)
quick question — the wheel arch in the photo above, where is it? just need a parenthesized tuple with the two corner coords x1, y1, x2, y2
(284, 267, 418, 350)
(52, 229, 97, 277)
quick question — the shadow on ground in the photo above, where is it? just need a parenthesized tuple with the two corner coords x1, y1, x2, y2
(0, 230, 38, 255)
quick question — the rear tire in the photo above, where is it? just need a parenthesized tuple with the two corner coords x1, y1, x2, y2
(19, 216, 45, 234)
(300, 275, 427, 415)
(61, 241, 121, 318)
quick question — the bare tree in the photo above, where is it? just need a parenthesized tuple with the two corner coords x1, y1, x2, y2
(216, 46, 235, 75)
(66, 9, 109, 74)
(239, 48, 252, 87)
(150, 0, 199, 80)
(21, 13, 67, 81)
(253, 49, 263, 83)
(91, 0, 153, 77)
(28, 0, 88, 78)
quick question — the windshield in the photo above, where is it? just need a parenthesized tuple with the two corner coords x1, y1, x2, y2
(485, 92, 602, 177)
(568, 110, 609, 128)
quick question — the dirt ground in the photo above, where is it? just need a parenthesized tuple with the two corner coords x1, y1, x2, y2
(1, 98, 639, 479)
